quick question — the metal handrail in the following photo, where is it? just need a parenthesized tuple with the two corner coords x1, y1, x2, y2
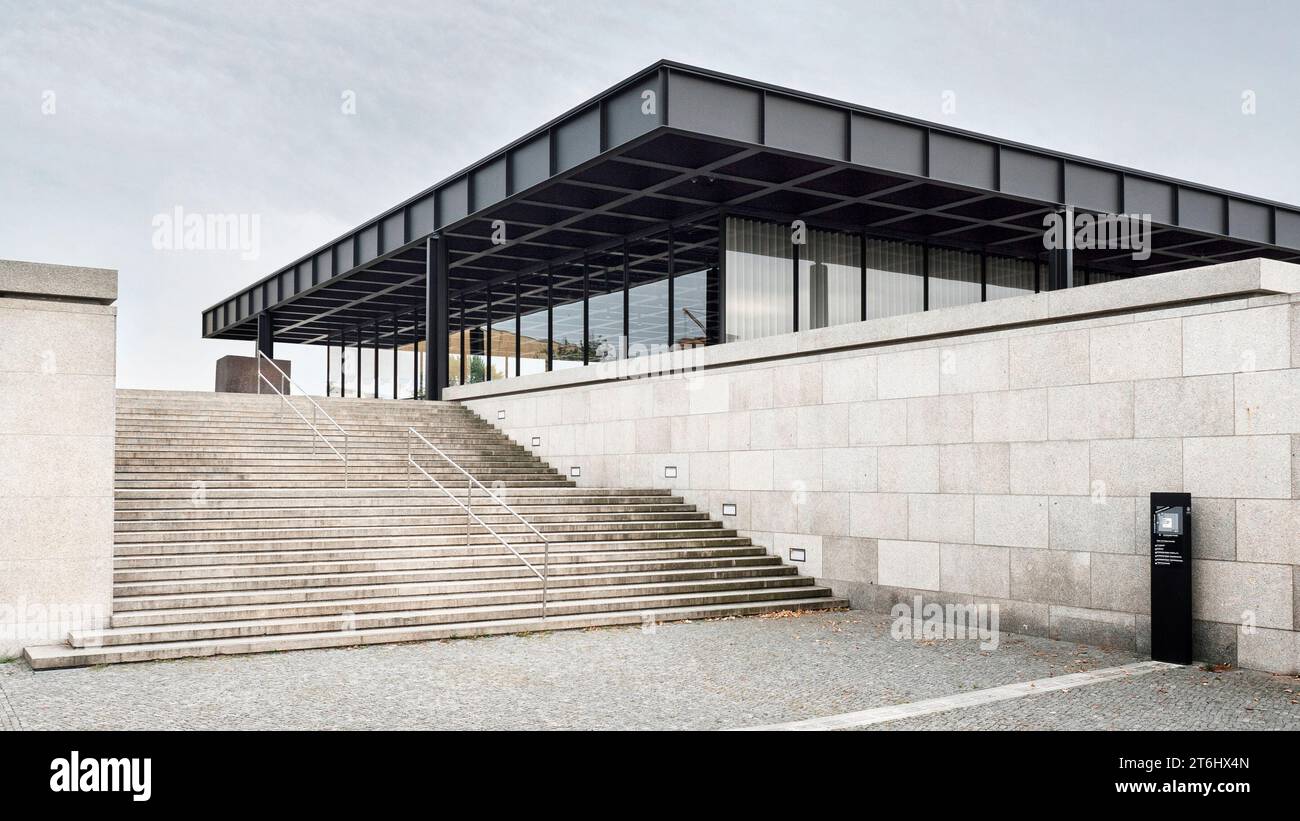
(255, 350, 351, 488)
(406, 426, 549, 619)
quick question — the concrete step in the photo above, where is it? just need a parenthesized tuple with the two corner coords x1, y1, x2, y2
(114, 540, 758, 569)
(115, 508, 707, 529)
(25, 595, 847, 669)
(113, 550, 778, 583)
(92, 583, 827, 644)
(112, 565, 804, 605)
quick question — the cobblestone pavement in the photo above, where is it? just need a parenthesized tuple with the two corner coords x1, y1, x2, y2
(0, 612, 1294, 730)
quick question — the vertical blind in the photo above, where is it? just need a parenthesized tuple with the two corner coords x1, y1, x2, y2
(725, 217, 793, 341)
(864, 238, 924, 320)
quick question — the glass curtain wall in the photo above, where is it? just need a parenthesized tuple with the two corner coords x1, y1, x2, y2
(725, 217, 792, 341)
(377, 318, 395, 399)
(342, 332, 358, 398)
(626, 234, 669, 356)
(396, 312, 417, 399)
(551, 264, 585, 370)
(329, 337, 344, 397)
(488, 287, 516, 380)
(927, 246, 981, 310)
(587, 252, 624, 362)
(864, 238, 924, 320)
(518, 271, 549, 376)
(671, 221, 719, 348)
(799, 228, 861, 331)
(986, 255, 1036, 301)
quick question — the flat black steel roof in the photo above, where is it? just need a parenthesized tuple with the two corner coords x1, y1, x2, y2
(204, 59, 1300, 345)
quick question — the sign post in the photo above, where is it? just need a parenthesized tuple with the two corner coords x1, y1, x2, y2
(1150, 492, 1193, 665)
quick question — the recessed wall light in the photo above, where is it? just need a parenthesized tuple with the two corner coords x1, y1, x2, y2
(789, 548, 807, 563)
(531, 436, 541, 447)
(497, 410, 505, 420)
(570, 466, 581, 478)
(664, 465, 677, 478)
(722, 503, 737, 517)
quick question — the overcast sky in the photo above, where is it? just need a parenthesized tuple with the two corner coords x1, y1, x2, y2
(2, 0, 1297, 393)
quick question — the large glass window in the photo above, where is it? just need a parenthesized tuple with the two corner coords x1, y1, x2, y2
(518, 272, 549, 376)
(342, 335, 358, 397)
(986, 255, 1036, 301)
(488, 288, 516, 380)
(671, 221, 720, 348)
(928, 247, 981, 310)
(725, 217, 792, 341)
(625, 235, 669, 356)
(551, 265, 585, 370)
(396, 313, 417, 398)
(587, 253, 624, 362)
(328, 337, 344, 397)
(864, 238, 924, 320)
(377, 318, 395, 399)
(800, 228, 861, 330)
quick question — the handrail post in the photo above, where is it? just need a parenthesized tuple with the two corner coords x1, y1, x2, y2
(466, 477, 472, 548)
(405, 429, 411, 490)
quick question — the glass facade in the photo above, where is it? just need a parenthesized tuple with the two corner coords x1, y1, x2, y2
(864, 238, 924, 320)
(799, 228, 861, 331)
(725, 217, 792, 341)
(986, 255, 1036, 301)
(551, 264, 585, 370)
(321, 214, 1078, 399)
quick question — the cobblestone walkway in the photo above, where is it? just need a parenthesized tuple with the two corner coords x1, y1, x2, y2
(1, 612, 1294, 730)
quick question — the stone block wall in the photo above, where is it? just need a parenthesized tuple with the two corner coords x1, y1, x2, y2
(453, 260, 1300, 673)
(0, 259, 117, 656)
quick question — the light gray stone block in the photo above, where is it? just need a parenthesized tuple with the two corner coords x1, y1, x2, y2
(1234, 368, 1300, 434)
(1048, 605, 1136, 649)
(1090, 553, 1149, 613)
(972, 388, 1048, 442)
(1090, 318, 1182, 383)
(1192, 559, 1293, 630)
(939, 543, 1010, 598)
(1048, 495, 1136, 554)
(1234, 499, 1300, 564)
(1009, 328, 1090, 389)
(822, 357, 877, 404)
(1010, 548, 1091, 606)
(1047, 381, 1134, 440)
(1184, 435, 1292, 499)
(1191, 497, 1236, 561)
(905, 394, 972, 444)
(796, 403, 849, 448)
(748, 407, 797, 449)
(1192, 620, 1238, 666)
(728, 450, 774, 491)
(974, 495, 1049, 549)
(849, 493, 910, 540)
(821, 447, 878, 492)
(0, 258, 117, 302)
(1236, 627, 1299, 674)
(847, 399, 908, 445)
(772, 362, 822, 407)
(1132, 374, 1235, 438)
(821, 536, 878, 585)
(1183, 304, 1292, 376)
(939, 338, 1008, 395)
(774, 447, 823, 493)
(939, 443, 1010, 494)
(728, 368, 775, 411)
(878, 445, 940, 493)
(1089, 438, 1182, 496)
(908, 493, 974, 544)
(797, 492, 850, 537)
(687, 450, 729, 490)
(877, 540, 941, 590)
(878, 348, 940, 399)
(1009, 440, 1090, 495)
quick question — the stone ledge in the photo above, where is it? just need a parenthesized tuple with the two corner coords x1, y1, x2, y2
(0, 258, 117, 304)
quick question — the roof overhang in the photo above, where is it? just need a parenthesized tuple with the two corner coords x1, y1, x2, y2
(205, 60, 1300, 345)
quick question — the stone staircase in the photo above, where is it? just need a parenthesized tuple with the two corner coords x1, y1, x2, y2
(24, 389, 844, 669)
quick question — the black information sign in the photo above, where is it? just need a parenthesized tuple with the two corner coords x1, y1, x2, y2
(1150, 492, 1192, 665)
